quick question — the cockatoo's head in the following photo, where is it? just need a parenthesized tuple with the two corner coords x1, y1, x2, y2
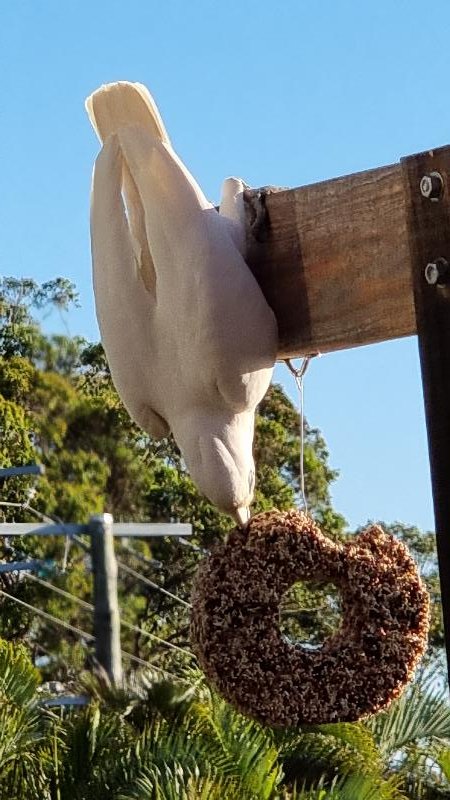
(173, 411, 256, 526)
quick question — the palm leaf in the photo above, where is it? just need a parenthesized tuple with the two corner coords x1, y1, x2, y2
(118, 764, 241, 800)
(367, 680, 450, 758)
(435, 745, 450, 782)
(277, 721, 383, 787)
(0, 640, 50, 799)
(0, 640, 40, 707)
(188, 693, 282, 798)
(285, 772, 406, 800)
(49, 705, 135, 799)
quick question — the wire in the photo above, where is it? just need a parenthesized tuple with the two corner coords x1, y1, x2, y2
(285, 355, 319, 513)
(26, 573, 92, 610)
(117, 561, 192, 609)
(118, 542, 162, 570)
(25, 572, 193, 658)
(1, 501, 192, 650)
(175, 536, 209, 555)
(0, 587, 183, 681)
(0, 588, 95, 642)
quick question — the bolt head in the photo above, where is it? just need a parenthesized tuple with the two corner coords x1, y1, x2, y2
(420, 172, 443, 200)
(420, 176, 433, 197)
(425, 257, 450, 286)
(425, 262, 440, 284)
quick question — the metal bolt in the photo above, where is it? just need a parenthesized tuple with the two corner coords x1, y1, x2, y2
(420, 172, 443, 201)
(425, 257, 450, 286)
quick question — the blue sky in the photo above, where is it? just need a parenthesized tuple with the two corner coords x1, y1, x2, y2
(3, 0, 450, 531)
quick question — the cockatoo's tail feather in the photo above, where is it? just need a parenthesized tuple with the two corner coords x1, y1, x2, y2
(87, 81, 278, 520)
(86, 81, 170, 145)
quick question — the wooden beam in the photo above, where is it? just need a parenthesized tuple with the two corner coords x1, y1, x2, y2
(245, 162, 417, 358)
(401, 144, 450, 687)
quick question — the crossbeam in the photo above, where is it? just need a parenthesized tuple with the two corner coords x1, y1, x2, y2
(0, 522, 192, 538)
(245, 162, 416, 358)
(0, 465, 45, 480)
(0, 559, 53, 574)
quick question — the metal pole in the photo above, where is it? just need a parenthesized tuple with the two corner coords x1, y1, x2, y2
(89, 513, 122, 684)
(0, 464, 45, 480)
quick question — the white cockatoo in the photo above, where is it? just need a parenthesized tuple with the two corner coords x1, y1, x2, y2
(86, 82, 277, 524)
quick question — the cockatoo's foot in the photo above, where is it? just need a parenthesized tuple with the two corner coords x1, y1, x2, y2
(244, 185, 288, 242)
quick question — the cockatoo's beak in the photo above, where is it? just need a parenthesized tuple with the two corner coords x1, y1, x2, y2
(234, 506, 251, 527)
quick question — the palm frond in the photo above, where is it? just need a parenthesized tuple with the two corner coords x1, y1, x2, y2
(285, 772, 406, 800)
(188, 693, 282, 798)
(435, 745, 450, 782)
(78, 668, 199, 729)
(278, 722, 383, 787)
(367, 680, 450, 758)
(0, 640, 50, 799)
(49, 705, 134, 799)
(0, 640, 40, 707)
(118, 764, 241, 800)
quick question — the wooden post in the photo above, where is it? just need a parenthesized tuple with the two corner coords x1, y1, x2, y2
(402, 146, 450, 687)
(89, 513, 122, 684)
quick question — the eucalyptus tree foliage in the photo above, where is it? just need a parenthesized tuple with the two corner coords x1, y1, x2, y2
(0, 276, 80, 360)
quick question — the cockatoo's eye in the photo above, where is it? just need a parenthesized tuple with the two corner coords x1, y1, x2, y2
(248, 468, 255, 494)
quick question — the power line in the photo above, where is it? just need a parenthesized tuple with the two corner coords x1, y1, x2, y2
(26, 573, 92, 610)
(118, 541, 162, 570)
(175, 536, 209, 555)
(0, 587, 95, 642)
(0, 588, 182, 681)
(0, 499, 193, 673)
(117, 561, 192, 609)
(25, 572, 193, 658)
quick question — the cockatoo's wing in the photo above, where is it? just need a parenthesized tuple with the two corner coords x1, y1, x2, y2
(116, 126, 276, 389)
(115, 125, 277, 413)
(115, 125, 212, 248)
(91, 133, 169, 438)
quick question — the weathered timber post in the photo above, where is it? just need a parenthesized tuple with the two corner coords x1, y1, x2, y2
(402, 146, 450, 686)
(89, 513, 122, 684)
